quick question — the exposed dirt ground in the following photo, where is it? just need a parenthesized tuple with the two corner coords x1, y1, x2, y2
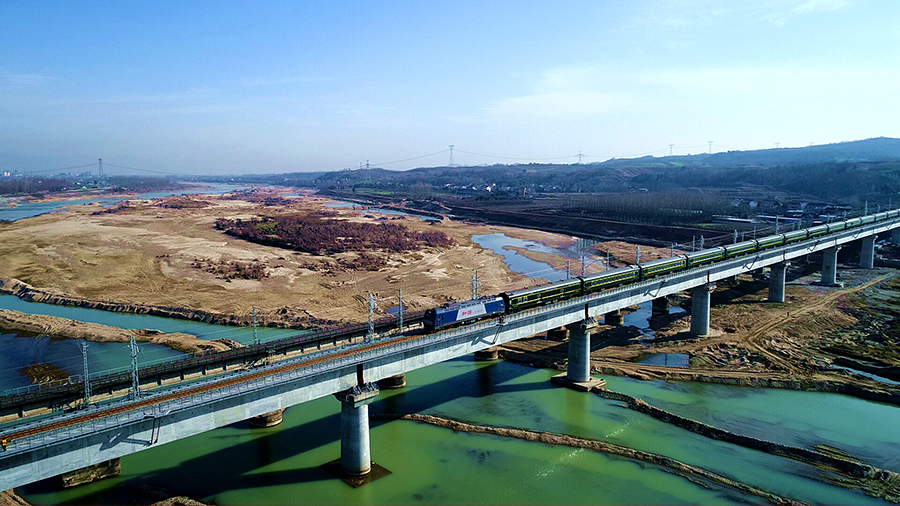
(0, 188, 574, 326)
(500, 263, 900, 394)
(0, 309, 234, 355)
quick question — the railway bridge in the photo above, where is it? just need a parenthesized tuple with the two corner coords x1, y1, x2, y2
(1, 215, 899, 490)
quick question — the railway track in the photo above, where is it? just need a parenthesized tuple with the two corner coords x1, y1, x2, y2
(2, 327, 429, 444)
(0, 312, 424, 412)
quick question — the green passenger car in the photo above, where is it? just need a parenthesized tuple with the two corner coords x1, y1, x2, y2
(639, 257, 687, 279)
(581, 265, 640, 294)
(783, 229, 808, 244)
(502, 278, 583, 312)
(757, 235, 785, 250)
(685, 248, 724, 268)
(826, 222, 846, 233)
(807, 224, 829, 238)
(724, 240, 758, 259)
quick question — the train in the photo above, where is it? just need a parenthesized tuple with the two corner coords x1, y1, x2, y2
(422, 209, 900, 331)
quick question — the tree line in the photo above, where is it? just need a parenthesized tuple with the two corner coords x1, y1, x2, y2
(0, 178, 69, 195)
(564, 192, 731, 225)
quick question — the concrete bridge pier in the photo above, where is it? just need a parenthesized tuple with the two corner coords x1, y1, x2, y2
(473, 348, 499, 361)
(60, 459, 121, 488)
(250, 409, 285, 428)
(767, 262, 790, 303)
(551, 321, 604, 391)
(892, 228, 900, 245)
(651, 297, 668, 316)
(377, 374, 407, 389)
(546, 327, 569, 340)
(604, 310, 624, 326)
(821, 246, 842, 286)
(335, 385, 379, 476)
(690, 283, 716, 336)
(860, 236, 876, 269)
(565, 321, 593, 383)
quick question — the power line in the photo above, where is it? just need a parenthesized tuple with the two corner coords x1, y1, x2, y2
(453, 148, 575, 161)
(102, 163, 184, 176)
(370, 149, 450, 168)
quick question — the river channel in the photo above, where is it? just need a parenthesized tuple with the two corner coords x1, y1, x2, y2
(13, 355, 898, 505)
(3, 209, 899, 504)
(0, 183, 249, 222)
(3, 289, 897, 505)
(0, 294, 303, 390)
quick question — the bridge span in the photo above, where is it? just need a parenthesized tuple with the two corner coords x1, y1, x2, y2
(1, 216, 899, 488)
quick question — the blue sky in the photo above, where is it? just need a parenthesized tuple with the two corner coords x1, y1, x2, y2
(2, 1, 898, 175)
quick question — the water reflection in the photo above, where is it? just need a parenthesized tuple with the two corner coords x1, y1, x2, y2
(471, 233, 570, 281)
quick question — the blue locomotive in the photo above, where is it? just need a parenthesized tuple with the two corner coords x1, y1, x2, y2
(423, 296, 506, 331)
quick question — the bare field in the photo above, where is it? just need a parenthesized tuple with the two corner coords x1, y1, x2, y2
(0, 189, 579, 325)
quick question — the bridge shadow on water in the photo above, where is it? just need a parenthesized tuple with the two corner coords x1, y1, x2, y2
(21, 356, 551, 503)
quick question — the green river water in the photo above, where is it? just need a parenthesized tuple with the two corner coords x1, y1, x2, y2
(14, 357, 899, 505)
(1, 254, 897, 504)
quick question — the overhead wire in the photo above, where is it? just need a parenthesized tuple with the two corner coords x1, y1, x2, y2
(102, 163, 185, 176)
(10, 140, 753, 179)
(371, 149, 450, 167)
(453, 149, 575, 162)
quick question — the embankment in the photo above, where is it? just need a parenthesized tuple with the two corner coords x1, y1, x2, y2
(0, 278, 333, 330)
(0, 278, 250, 327)
(0, 308, 234, 355)
(592, 387, 900, 503)
(593, 365, 900, 407)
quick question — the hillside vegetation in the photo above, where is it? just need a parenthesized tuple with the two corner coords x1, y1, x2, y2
(198, 138, 900, 204)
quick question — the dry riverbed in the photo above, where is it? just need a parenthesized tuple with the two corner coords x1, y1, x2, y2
(0, 188, 573, 326)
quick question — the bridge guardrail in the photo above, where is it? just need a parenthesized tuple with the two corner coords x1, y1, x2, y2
(0, 311, 426, 401)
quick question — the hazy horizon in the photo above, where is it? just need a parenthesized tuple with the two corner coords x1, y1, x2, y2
(3, 1, 899, 176)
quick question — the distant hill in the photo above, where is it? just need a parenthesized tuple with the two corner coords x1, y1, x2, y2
(601, 137, 900, 169)
(204, 137, 900, 202)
